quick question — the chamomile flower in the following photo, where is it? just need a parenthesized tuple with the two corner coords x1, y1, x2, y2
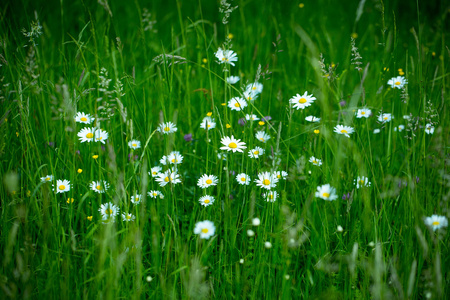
(387, 76, 407, 89)
(168, 151, 183, 165)
(354, 176, 371, 189)
(305, 115, 321, 122)
(309, 156, 322, 166)
(424, 215, 448, 231)
(128, 140, 141, 149)
(199, 195, 215, 207)
(200, 117, 216, 130)
(228, 97, 247, 111)
(149, 166, 162, 177)
(394, 125, 405, 132)
(130, 194, 142, 204)
(425, 123, 435, 134)
(158, 122, 177, 134)
(378, 113, 393, 123)
(273, 171, 288, 180)
(243, 90, 259, 102)
(255, 172, 279, 190)
(75, 112, 94, 124)
(148, 190, 164, 199)
(356, 108, 372, 118)
(227, 76, 240, 84)
(263, 191, 278, 202)
(159, 155, 169, 165)
(246, 82, 263, 94)
(198, 174, 219, 189)
(220, 135, 247, 153)
(245, 114, 260, 121)
(334, 125, 355, 138)
(77, 127, 96, 143)
(215, 48, 238, 66)
(315, 184, 338, 201)
(122, 213, 136, 222)
(41, 175, 54, 183)
(54, 179, 71, 193)
(94, 129, 109, 144)
(90, 180, 110, 193)
(236, 173, 251, 185)
(255, 131, 271, 143)
(248, 146, 264, 159)
(289, 91, 316, 110)
(155, 169, 181, 187)
(99, 202, 119, 221)
(193, 220, 216, 239)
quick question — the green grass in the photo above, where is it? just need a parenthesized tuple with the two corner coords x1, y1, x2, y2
(0, 0, 449, 298)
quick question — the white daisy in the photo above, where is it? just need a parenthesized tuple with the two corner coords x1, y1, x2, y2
(387, 76, 407, 89)
(131, 194, 142, 204)
(94, 129, 109, 144)
(159, 155, 169, 165)
(75, 112, 94, 124)
(263, 191, 278, 202)
(255, 131, 271, 143)
(122, 213, 136, 222)
(248, 146, 264, 159)
(245, 114, 260, 121)
(168, 151, 183, 165)
(424, 215, 448, 231)
(243, 90, 259, 102)
(305, 115, 321, 122)
(394, 125, 405, 132)
(246, 82, 263, 94)
(425, 123, 435, 134)
(226, 76, 240, 84)
(273, 171, 288, 180)
(373, 129, 381, 134)
(215, 48, 238, 66)
(148, 190, 164, 199)
(199, 195, 215, 207)
(289, 91, 316, 110)
(54, 179, 71, 193)
(149, 166, 162, 177)
(255, 172, 279, 190)
(77, 127, 96, 143)
(334, 125, 355, 138)
(155, 169, 181, 187)
(220, 135, 247, 153)
(128, 140, 141, 149)
(200, 117, 216, 130)
(90, 180, 110, 193)
(197, 174, 219, 189)
(377, 113, 393, 123)
(41, 175, 54, 183)
(356, 108, 372, 118)
(309, 156, 322, 166)
(315, 184, 338, 201)
(193, 220, 216, 239)
(228, 97, 247, 111)
(354, 176, 371, 189)
(158, 122, 177, 134)
(99, 202, 119, 221)
(236, 173, 251, 185)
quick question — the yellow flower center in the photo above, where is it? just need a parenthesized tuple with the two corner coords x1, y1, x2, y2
(322, 192, 330, 198)
(432, 221, 440, 226)
(206, 179, 213, 184)
(241, 177, 246, 181)
(361, 111, 366, 115)
(260, 138, 265, 142)
(45, 177, 51, 181)
(201, 228, 209, 233)
(277, 174, 281, 178)
(269, 194, 274, 199)
(314, 129, 320, 134)
(172, 159, 177, 163)
(204, 199, 210, 204)
(86, 133, 93, 138)
(229, 142, 237, 148)
(263, 179, 270, 185)
(252, 86, 257, 90)
(153, 193, 157, 196)
(222, 57, 226, 61)
(299, 98, 307, 104)
(106, 209, 113, 215)
(207, 124, 211, 128)
(81, 117, 87, 122)
(384, 117, 388, 120)
(132, 143, 137, 147)
(395, 81, 401, 85)
(59, 185, 65, 190)
(341, 130, 348, 134)
(313, 160, 317, 164)
(97, 137, 103, 140)
(234, 102, 240, 107)
(164, 177, 170, 182)
(254, 151, 259, 155)
(247, 96, 252, 100)
(359, 180, 365, 184)
(126, 215, 132, 220)
(164, 127, 170, 131)
(96, 185, 102, 190)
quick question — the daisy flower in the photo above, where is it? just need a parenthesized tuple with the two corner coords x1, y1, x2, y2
(199, 195, 215, 207)
(356, 108, 372, 118)
(148, 190, 164, 199)
(305, 115, 321, 123)
(255, 172, 279, 190)
(273, 171, 288, 180)
(131, 194, 142, 204)
(334, 125, 355, 138)
(228, 97, 247, 111)
(246, 82, 263, 94)
(217, 153, 227, 160)
(99, 202, 119, 221)
(378, 113, 393, 123)
(255, 131, 271, 143)
(263, 191, 278, 202)
(54, 179, 71, 193)
(160, 155, 169, 165)
(149, 166, 162, 177)
(122, 213, 136, 222)
(128, 140, 141, 149)
(77, 127, 96, 143)
(75, 112, 94, 124)
(90, 180, 110, 194)
(215, 48, 238, 66)
(425, 123, 435, 134)
(354, 176, 371, 189)
(200, 117, 216, 130)
(220, 135, 247, 153)
(245, 114, 260, 121)
(158, 122, 177, 134)
(236, 173, 251, 185)
(41, 175, 53, 183)
(227, 76, 240, 84)
(243, 90, 258, 102)
(424, 215, 448, 231)
(198, 174, 219, 189)
(168, 151, 183, 165)
(315, 184, 338, 201)
(394, 125, 405, 132)
(289, 91, 316, 110)
(193, 220, 216, 239)
(309, 156, 322, 166)
(155, 169, 181, 187)
(373, 129, 381, 134)
(94, 129, 109, 144)
(248, 146, 264, 159)
(387, 76, 407, 89)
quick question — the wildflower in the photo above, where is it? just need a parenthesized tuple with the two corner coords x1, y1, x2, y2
(168, 151, 183, 165)
(247, 229, 255, 237)
(252, 218, 261, 226)
(255, 171, 279, 190)
(394, 125, 405, 132)
(128, 140, 141, 149)
(354, 176, 371, 189)
(159, 155, 169, 165)
(314, 129, 320, 134)
(378, 113, 393, 123)
(255, 131, 271, 143)
(193, 220, 216, 239)
(146, 276, 153, 282)
(217, 153, 227, 160)
(220, 135, 247, 153)
(75, 112, 95, 124)
(122, 213, 136, 222)
(236, 173, 251, 185)
(228, 97, 247, 111)
(198, 174, 219, 189)
(387, 76, 407, 89)
(373, 129, 381, 134)
(334, 125, 355, 138)
(184, 133, 193, 142)
(226, 124, 232, 128)
(67, 198, 74, 204)
(299, 3, 304, 8)
(99, 202, 119, 221)
(289, 91, 316, 110)
(206, 112, 212, 117)
(54, 179, 71, 193)
(239, 259, 245, 264)
(158, 122, 178, 134)
(215, 48, 238, 66)
(199, 195, 215, 207)
(77, 169, 82, 173)
(92, 154, 99, 159)
(309, 156, 322, 166)
(248, 146, 264, 159)
(243, 90, 258, 102)
(200, 117, 216, 130)
(305, 115, 321, 122)
(77, 127, 96, 143)
(315, 184, 338, 201)
(424, 215, 448, 231)
(245, 114, 259, 121)
(155, 169, 181, 187)
(263, 191, 278, 202)
(131, 194, 142, 204)
(87, 216, 93, 221)
(425, 123, 435, 134)
(245, 82, 263, 94)
(90, 180, 110, 194)
(94, 129, 109, 144)
(148, 190, 164, 199)
(227, 76, 240, 84)
(264, 241, 272, 249)
(356, 108, 372, 118)
(149, 166, 162, 177)
(40, 175, 53, 183)
(258, 121, 265, 126)
(337, 225, 344, 232)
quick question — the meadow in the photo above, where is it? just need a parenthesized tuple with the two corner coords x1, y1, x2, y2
(0, 0, 449, 298)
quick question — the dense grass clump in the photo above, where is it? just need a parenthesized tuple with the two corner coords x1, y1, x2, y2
(0, 0, 449, 298)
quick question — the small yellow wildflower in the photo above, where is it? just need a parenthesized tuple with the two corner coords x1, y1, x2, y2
(67, 198, 74, 204)
(206, 112, 212, 117)
(299, 3, 304, 8)
(228, 33, 234, 39)
(226, 124, 231, 129)
(87, 216, 93, 221)
(258, 121, 265, 126)
(351, 32, 358, 39)
(432, 52, 436, 57)
(92, 155, 99, 159)
(221, 103, 226, 106)
(314, 129, 320, 134)
(77, 169, 83, 174)
(202, 58, 207, 64)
